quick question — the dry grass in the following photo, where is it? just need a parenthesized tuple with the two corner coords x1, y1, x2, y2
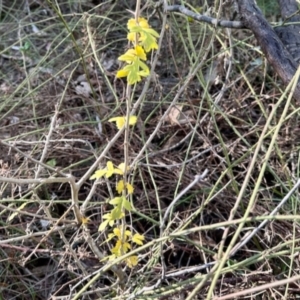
(1, 0, 300, 299)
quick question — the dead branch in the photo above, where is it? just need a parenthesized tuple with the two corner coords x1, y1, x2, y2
(166, 5, 244, 28)
(165, 1, 300, 101)
(237, 0, 300, 101)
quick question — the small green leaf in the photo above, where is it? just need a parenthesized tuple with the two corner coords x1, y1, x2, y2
(123, 199, 132, 211)
(132, 233, 145, 245)
(139, 32, 158, 52)
(116, 68, 129, 78)
(90, 169, 107, 179)
(105, 161, 114, 178)
(126, 255, 138, 268)
(99, 219, 109, 231)
(46, 158, 56, 167)
(110, 206, 124, 220)
(20, 41, 31, 52)
(126, 183, 134, 195)
(116, 180, 125, 194)
(109, 197, 123, 205)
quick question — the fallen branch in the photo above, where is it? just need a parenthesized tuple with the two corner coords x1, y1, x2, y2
(165, 1, 300, 101)
(237, 0, 300, 101)
(166, 5, 244, 29)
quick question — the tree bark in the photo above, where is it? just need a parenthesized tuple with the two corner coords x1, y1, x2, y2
(277, 0, 299, 20)
(275, 0, 300, 63)
(237, 0, 300, 101)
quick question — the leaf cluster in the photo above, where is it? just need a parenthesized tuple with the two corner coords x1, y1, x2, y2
(116, 17, 159, 85)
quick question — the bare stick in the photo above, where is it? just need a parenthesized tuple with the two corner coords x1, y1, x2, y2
(166, 5, 244, 29)
(159, 169, 208, 280)
(160, 169, 209, 230)
(230, 178, 300, 256)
